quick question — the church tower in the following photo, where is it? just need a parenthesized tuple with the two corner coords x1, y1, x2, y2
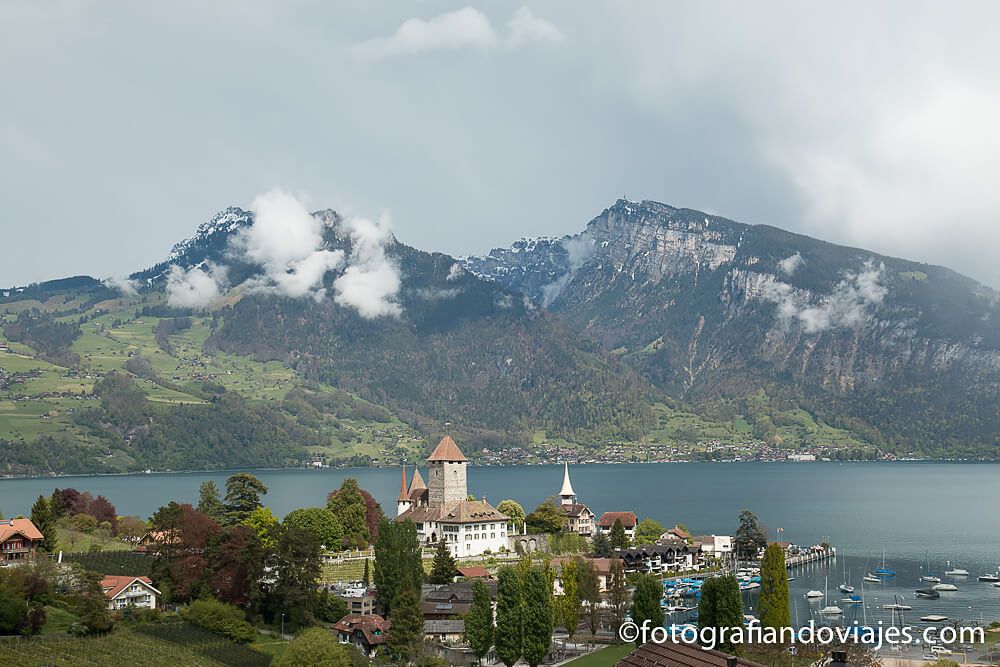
(396, 466, 412, 517)
(559, 462, 576, 506)
(427, 436, 468, 508)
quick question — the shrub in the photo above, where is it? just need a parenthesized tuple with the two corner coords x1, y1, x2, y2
(276, 627, 350, 667)
(181, 598, 258, 643)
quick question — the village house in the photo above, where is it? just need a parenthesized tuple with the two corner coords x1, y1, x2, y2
(619, 543, 697, 574)
(456, 566, 492, 580)
(424, 619, 466, 644)
(557, 464, 595, 537)
(100, 575, 160, 610)
(396, 436, 510, 558)
(332, 614, 390, 658)
(551, 556, 616, 595)
(421, 581, 497, 621)
(691, 534, 734, 564)
(0, 518, 44, 562)
(597, 511, 638, 540)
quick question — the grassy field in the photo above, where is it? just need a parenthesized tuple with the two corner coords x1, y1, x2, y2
(2, 622, 272, 667)
(565, 643, 635, 666)
(40, 606, 80, 635)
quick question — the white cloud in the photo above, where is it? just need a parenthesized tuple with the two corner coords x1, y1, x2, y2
(333, 215, 402, 318)
(103, 276, 137, 295)
(238, 189, 345, 299)
(778, 252, 803, 275)
(354, 6, 562, 61)
(540, 233, 595, 306)
(762, 260, 888, 333)
(446, 262, 464, 281)
(165, 263, 226, 308)
(507, 7, 564, 47)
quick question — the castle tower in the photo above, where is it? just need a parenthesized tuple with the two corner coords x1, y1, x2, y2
(559, 462, 576, 506)
(427, 436, 468, 508)
(408, 467, 427, 506)
(396, 466, 412, 517)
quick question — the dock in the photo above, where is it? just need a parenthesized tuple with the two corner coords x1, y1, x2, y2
(786, 546, 836, 568)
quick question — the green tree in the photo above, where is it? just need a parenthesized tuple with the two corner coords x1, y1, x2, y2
(578, 558, 601, 636)
(609, 519, 630, 550)
(270, 525, 323, 629)
(494, 566, 523, 667)
(591, 531, 613, 557)
(698, 575, 743, 653)
(555, 558, 581, 641)
(608, 559, 629, 640)
(522, 565, 554, 667)
(428, 537, 458, 584)
(326, 478, 370, 548)
(633, 518, 665, 546)
(362, 558, 370, 586)
(525, 499, 567, 534)
(197, 480, 225, 523)
(0, 586, 27, 634)
(734, 510, 766, 560)
(283, 507, 343, 550)
(630, 574, 664, 644)
(758, 543, 791, 629)
(224, 473, 267, 525)
(373, 518, 423, 615)
(497, 499, 525, 534)
(242, 506, 280, 551)
(466, 578, 494, 665)
(75, 570, 114, 634)
(30, 495, 56, 553)
(276, 626, 350, 667)
(387, 573, 423, 665)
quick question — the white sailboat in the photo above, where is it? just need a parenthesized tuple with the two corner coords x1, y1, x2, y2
(920, 552, 941, 582)
(932, 582, 958, 591)
(944, 561, 969, 576)
(819, 576, 843, 616)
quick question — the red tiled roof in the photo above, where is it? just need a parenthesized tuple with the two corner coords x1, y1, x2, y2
(457, 566, 491, 579)
(0, 518, 43, 542)
(427, 436, 468, 462)
(100, 575, 159, 599)
(598, 511, 637, 528)
(551, 556, 616, 576)
(618, 640, 766, 667)
(332, 614, 390, 646)
(409, 468, 427, 492)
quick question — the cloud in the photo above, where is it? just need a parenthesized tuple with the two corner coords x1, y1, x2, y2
(354, 6, 562, 61)
(778, 252, 803, 275)
(413, 287, 462, 301)
(332, 215, 402, 318)
(237, 189, 345, 299)
(446, 263, 464, 281)
(540, 233, 595, 307)
(762, 260, 888, 333)
(103, 276, 137, 295)
(165, 263, 227, 308)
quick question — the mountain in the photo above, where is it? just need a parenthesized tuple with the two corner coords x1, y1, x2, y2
(464, 199, 1000, 454)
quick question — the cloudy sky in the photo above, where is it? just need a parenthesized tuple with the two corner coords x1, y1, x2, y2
(3, 1, 1000, 288)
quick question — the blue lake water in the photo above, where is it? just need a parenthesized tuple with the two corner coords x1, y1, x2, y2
(3, 461, 999, 621)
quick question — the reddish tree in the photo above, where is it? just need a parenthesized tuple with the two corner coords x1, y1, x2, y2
(209, 525, 264, 606)
(50, 488, 81, 518)
(167, 504, 220, 601)
(326, 486, 384, 543)
(89, 495, 118, 534)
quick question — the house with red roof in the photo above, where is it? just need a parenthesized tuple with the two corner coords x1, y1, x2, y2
(100, 575, 160, 610)
(0, 518, 44, 562)
(596, 511, 638, 540)
(332, 614, 390, 658)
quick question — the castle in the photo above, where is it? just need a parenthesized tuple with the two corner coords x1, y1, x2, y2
(396, 436, 510, 557)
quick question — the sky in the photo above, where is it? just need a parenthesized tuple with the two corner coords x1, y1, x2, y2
(2, 1, 1000, 288)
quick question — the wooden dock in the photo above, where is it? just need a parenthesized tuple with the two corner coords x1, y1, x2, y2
(786, 546, 836, 568)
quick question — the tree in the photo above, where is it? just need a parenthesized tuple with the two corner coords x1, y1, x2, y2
(428, 538, 458, 584)
(591, 531, 613, 558)
(283, 508, 343, 550)
(758, 543, 791, 629)
(634, 518, 665, 546)
(362, 558, 370, 586)
(577, 558, 601, 637)
(0, 586, 27, 634)
(208, 525, 265, 607)
(698, 575, 743, 653)
(30, 495, 56, 553)
(75, 570, 114, 634)
(88, 495, 118, 534)
(197, 480, 225, 523)
(466, 579, 494, 665)
(555, 558, 581, 641)
(525, 499, 567, 534)
(522, 565, 554, 667)
(224, 473, 267, 525)
(269, 525, 323, 629)
(609, 519, 630, 550)
(276, 627, 350, 667)
(734, 510, 766, 560)
(242, 506, 280, 551)
(494, 566, 523, 667)
(607, 559, 629, 641)
(326, 478, 371, 548)
(630, 574, 664, 644)
(497, 499, 525, 534)
(387, 572, 423, 665)
(373, 518, 423, 615)
(117, 515, 148, 542)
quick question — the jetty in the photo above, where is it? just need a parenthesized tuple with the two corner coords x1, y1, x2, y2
(785, 546, 836, 568)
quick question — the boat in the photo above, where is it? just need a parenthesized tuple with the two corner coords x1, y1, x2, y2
(806, 589, 824, 598)
(863, 573, 881, 583)
(932, 583, 958, 591)
(915, 588, 940, 599)
(920, 552, 940, 582)
(921, 615, 948, 623)
(944, 561, 969, 576)
(818, 577, 843, 615)
(841, 594, 863, 604)
(838, 583, 855, 593)
(977, 571, 1000, 582)
(884, 603, 912, 611)
(993, 582, 1000, 588)
(874, 550, 896, 577)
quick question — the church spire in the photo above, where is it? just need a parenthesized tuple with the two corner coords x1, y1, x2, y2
(398, 466, 409, 501)
(559, 462, 576, 504)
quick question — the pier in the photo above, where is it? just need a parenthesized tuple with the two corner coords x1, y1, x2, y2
(785, 546, 836, 568)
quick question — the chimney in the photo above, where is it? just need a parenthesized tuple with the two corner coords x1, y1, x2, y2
(726, 657, 739, 667)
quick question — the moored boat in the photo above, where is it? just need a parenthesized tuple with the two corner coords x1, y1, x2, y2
(932, 583, 958, 591)
(915, 588, 940, 599)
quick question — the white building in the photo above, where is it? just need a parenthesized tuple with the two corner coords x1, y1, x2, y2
(558, 463, 595, 537)
(396, 436, 509, 557)
(101, 575, 159, 611)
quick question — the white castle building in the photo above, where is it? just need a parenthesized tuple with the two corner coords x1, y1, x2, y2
(557, 463, 595, 537)
(396, 436, 509, 557)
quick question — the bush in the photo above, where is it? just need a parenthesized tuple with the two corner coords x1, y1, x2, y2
(181, 598, 258, 643)
(276, 627, 350, 667)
